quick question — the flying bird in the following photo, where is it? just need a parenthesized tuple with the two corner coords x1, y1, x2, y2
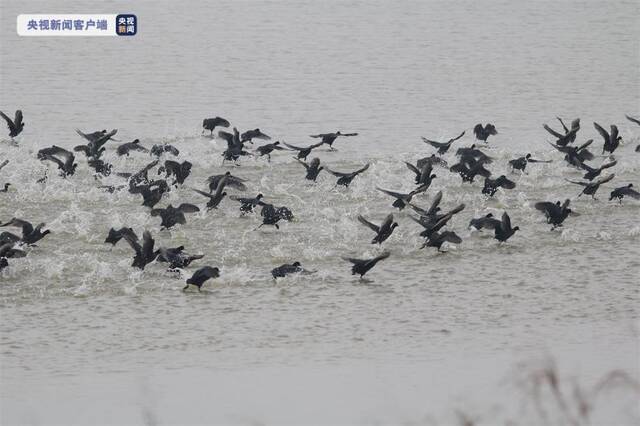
(202, 117, 230, 135)
(421, 130, 465, 154)
(534, 199, 574, 229)
(482, 175, 516, 196)
(255, 141, 285, 161)
(241, 128, 271, 143)
(508, 154, 551, 172)
(376, 185, 428, 210)
(567, 174, 615, 199)
(473, 123, 497, 142)
(207, 172, 247, 192)
(325, 163, 370, 188)
(0, 109, 24, 138)
(282, 141, 324, 161)
(296, 157, 324, 181)
(494, 212, 519, 242)
(150, 144, 180, 157)
(150, 203, 200, 228)
(0, 218, 50, 245)
(117, 139, 149, 156)
(343, 251, 390, 278)
(271, 262, 314, 279)
(37, 146, 77, 176)
(468, 213, 501, 231)
(357, 214, 398, 244)
(609, 184, 640, 203)
(578, 159, 617, 181)
(230, 193, 265, 214)
(593, 122, 622, 154)
(310, 131, 358, 150)
(543, 117, 580, 146)
(184, 266, 220, 291)
(160, 160, 192, 185)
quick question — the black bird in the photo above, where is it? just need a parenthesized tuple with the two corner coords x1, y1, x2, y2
(468, 213, 501, 231)
(230, 193, 265, 214)
(220, 128, 252, 163)
(255, 141, 285, 161)
(410, 203, 465, 239)
(126, 160, 160, 188)
(494, 212, 519, 242)
(150, 203, 200, 229)
(0, 243, 26, 271)
(482, 175, 516, 196)
(357, 214, 398, 244)
(406, 190, 443, 223)
(157, 246, 204, 270)
(150, 144, 180, 157)
(405, 161, 437, 188)
(117, 139, 149, 156)
(377, 185, 427, 210)
(241, 128, 271, 143)
(609, 184, 640, 203)
(202, 117, 230, 135)
(325, 163, 370, 187)
(548, 139, 594, 167)
(578, 159, 617, 181)
(416, 154, 448, 169)
(543, 117, 580, 146)
(421, 230, 462, 252)
(0, 218, 50, 245)
(207, 172, 247, 192)
(0, 110, 24, 138)
(534, 199, 574, 229)
(473, 123, 497, 143)
(343, 251, 390, 278)
(271, 262, 312, 279)
(104, 227, 136, 245)
(0, 183, 9, 193)
(184, 266, 220, 291)
(74, 129, 118, 159)
(455, 144, 493, 163)
(310, 131, 358, 150)
(282, 141, 324, 161)
(256, 203, 294, 230)
(160, 160, 192, 185)
(594, 122, 622, 155)
(508, 153, 551, 172)
(138, 180, 170, 208)
(421, 130, 465, 154)
(87, 158, 113, 176)
(37, 146, 77, 176)
(192, 176, 227, 209)
(450, 157, 492, 183)
(296, 157, 324, 181)
(111, 229, 159, 269)
(567, 174, 615, 199)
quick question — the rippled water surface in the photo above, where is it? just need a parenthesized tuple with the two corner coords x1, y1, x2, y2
(1, 0, 639, 424)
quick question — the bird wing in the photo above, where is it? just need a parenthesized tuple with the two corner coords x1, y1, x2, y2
(405, 161, 420, 175)
(449, 130, 466, 143)
(609, 125, 619, 143)
(426, 191, 443, 216)
(543, 124, 564, 139)
(593, 122, 609, 142)
(218, 131, 234, 148)
(406, 202, 430, 217)
(352, 163, 370, 176)
(295, 158, 310, 170)
(0, 110, 16, 134)
(282, 142, 304, 151)
(376, 187, 405, 199)
(178, 203, 200, 213)
(309, 133, 327, 138)
(213, 176, 227, 198)
(566, 179, 589, 187)
(357, 215, 380, 233)
(141, 231, 155, 259)
(341, 133, 358, 137)
(473, 124, 483, 137)
(600, 160, 617, 170)
(121, 230, 142, 255)
(409, 184, 428, 197)
(577, 139, 593, 151)
(2, 218, 34, 235)
(191, 188, 214, 200)
(497, 176, 516, 189)
(309, 158, 321, 169)
(556, 117, 569, 133)
(625, 115, 640, 126)
(501, 212, 512, 230)
(594, 174, 615, 186)
(421, 137, 445, 148)
(440, 231, 462, 244)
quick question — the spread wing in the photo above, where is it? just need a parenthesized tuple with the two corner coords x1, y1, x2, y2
(593, 122, 609, 142)
(357, 215, 380, 233)
(0, 110, 16, 133)
(178, 203, 200, 213)
(625, 115, 640, 126)
(377, 187, 405, 199)
(594, 174, 615, 186)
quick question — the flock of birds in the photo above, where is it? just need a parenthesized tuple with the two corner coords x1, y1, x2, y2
(1, 109, 640, 289)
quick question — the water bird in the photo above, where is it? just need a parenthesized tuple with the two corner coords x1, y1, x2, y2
(255, 141, 285, 161)
(594, 122, 622, 154)
(282, 141, 324, 161)
(508, 154, 551, 172)
(421, 130, 465, 154)
(230, 193, 265, 213)
(220, 128, 252, 162)
(548, 139, 594, 167)
(578, 159, 617, 181)
(271, 262, 314, 279)
(343, 251, 390, 278)
(74, 129, 117, 158)
(202, 117, 230, 135)
(207, 172, 247, 192)
(296, 157, 324, 181)
(410, 202, 465, 238)
(405, 161, 437, 188)
(325, 163, 370, 187)
(150, 144, 180, 157)
(104, 227, 136, 245)
(567, 174, 615, 199)
(37, 146, 77, 176)
(157, 246, 204, 269)
(137, 180, 170, 208)
(192, 176, 227, 209)
(468, 213, 501, 231)
(184, 266, 220, 291)
(406, 190, 443, 223)
(0, 243, 26, 271)
(609, 184, 640, 203)
(117, 139, 149, 156)
(534, 199, 574, 229)
(357, 214, 398, 244)
(110, 229, 158, 269)
(241, 128, 271, 143)
(376, 184, 428, 210)
(0, 218, 50, 245)
(450, 157, 492, 183)
(87, 158, 113, 176)
(473, 123, 497, 142)
(416, 154, 448, 169)
(160, 160, 192, 185)
(455, 144, 493, 163)
(150, 203, 201, 228)
(421, 230, 462, 252)
(543, 117, 580, 146)
(0, 109, 24, 138)
(494, 212, 519, 242)
(256, 203, 294, 230)
(482, 175, 516, 196)
(310, 131, 358, 150)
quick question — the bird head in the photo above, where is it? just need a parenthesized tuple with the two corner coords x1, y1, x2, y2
(292, 262, 301, 267)
(392, 222, 399, 229)
(256, 194, 264, 199)
(486, 213, 493, 217)
(225, 171, 231, 176)
(513, 226, 520, 232)
(526, 153, 531, 159)
(430, 174, 437, 179)
(629, 183, 634, 188)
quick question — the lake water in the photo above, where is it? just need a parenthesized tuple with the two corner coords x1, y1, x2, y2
(1, 0, 639, 424)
